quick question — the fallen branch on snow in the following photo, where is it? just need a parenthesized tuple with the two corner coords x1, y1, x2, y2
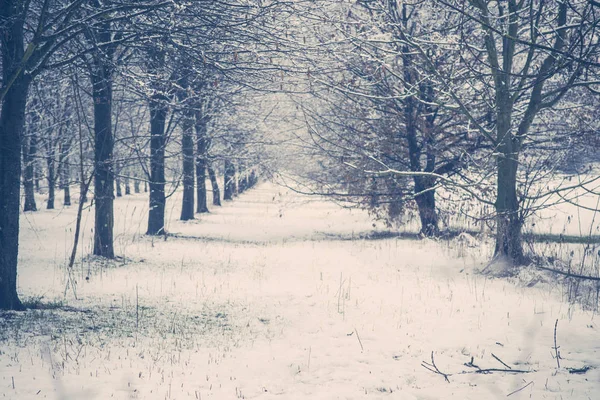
(536, 265, 600, 281)
(421, 352, 451, 383)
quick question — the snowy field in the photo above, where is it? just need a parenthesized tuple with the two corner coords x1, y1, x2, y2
(1, 182, 599, 399)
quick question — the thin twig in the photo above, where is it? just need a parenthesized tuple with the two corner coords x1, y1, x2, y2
(354, 327, 364, 352)
(507, 381, 533, 397)
(491, 353, 512, 370)
(554, 319, 561, 369)
(470, 368, 532, 374)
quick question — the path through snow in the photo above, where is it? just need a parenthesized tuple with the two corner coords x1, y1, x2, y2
(1, 183, 599, 399)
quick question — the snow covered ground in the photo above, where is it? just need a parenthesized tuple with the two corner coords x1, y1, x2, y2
(1, 182, 599, 399)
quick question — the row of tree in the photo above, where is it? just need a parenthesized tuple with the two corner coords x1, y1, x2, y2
(3, 0, 600, 310)
(0, 0, 285, 310)
(279, 0, 600, 268)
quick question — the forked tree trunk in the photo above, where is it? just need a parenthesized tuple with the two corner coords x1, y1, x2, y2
(180, 112, 195, 220)
(147, 95, 168, 235)
(493, 86, 525, 265)
(207, 162, 221, 206)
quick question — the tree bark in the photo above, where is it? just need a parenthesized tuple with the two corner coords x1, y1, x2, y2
(147, 95, 168, 235)
(180, 111, 195, 220)
(0, 4, 29, 309)
(134, 173, 140, 193)
(115, 163, 122, 198)
(493, 73, 525, 264)
(414, 177, 439, 237)
(195, 111, 209, 213)
(223, 160, 235, 200)
(125, 174, 130, 195)
(22, 132, 37, 211)
(60, 139, 71, 206)
(45, 133, 56, 210)
(207, 162, 221, 206)
(238, 162, 248, 193)
(46, 157, 55, 209)
(91, 64, 115, 258)
(494, 126, 525, 263)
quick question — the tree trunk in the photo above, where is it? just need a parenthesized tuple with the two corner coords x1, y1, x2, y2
(495, 140, 525, 264)
(63, 174, 71, 206)
(46, 162, 55, 209)
(404, 86, 439, 237)
(115, 179, 122, 197)
(91, 65, 115, 258)
(125, 174, 130, 195)
(22, 134, 37, 211)
(233, 164, 239, 196)
(0, 15, 29, 309)
(414, 177, 439, 237)
(195, 112, 209, 213)
(207, 162, 221, 206)
(46, 140, 56, 209)
(134, 173, 140, 193)
(34, 161, 40, 192)
(60, 141, 71, 206)
(147, 96, 168, 235)
(224, 160, 235, 201)
(180, 112, 195, 220)
(238, 163, 247, 193)
(494, 89, 525, 265)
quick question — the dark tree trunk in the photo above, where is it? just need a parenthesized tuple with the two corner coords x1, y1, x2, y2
(180, 112, 195, 220)
(195, 111, 209, 213)
(224, 160, 235, 201)
(493, 81, 525, 265)
(115, 166, 122, 197)
(147, 95, 168, 235)
(207, 162, 221, 206)
(233, 164, 239, 197)
(46, 139, 56, 209)
(60, 140, 71, 206)
(46, 163, 55, 209)
(249, 170, 258, 187)
(0, 5, 29, 309)
(494, 128, 525, 264)
(80, 178, 88, 203)
(238, 163, 247, 193)
(22, 133, 37, 211)
(79, 130, 88, 204)
(63, 174, 71, 206)
(414, 177, 439, 237)
(91, 64, 115, 258)
(34, 162, 40, 192)
(134, 173, 141, 193)
(144, 181, 148, 193)
(125, 174, 130, 195)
